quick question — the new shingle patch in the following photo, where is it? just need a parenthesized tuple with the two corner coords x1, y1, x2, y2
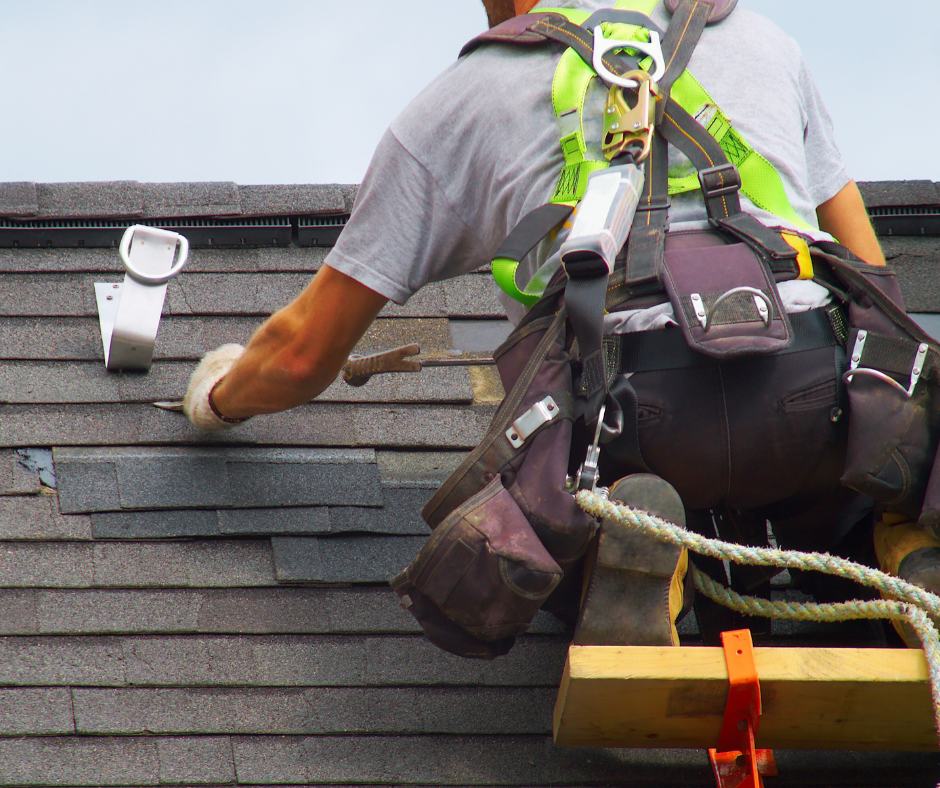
(271, 535, 427, 584)
(54, 447, 381, 514)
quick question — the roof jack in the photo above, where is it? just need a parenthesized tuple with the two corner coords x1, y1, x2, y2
(94, 225, 189, 371)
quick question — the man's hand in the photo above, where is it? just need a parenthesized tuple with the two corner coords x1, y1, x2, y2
(182, 265, 389, 430)
(183, 344, 246, 431)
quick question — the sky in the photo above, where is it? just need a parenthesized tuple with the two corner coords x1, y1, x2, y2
(2, 0, 937, 186)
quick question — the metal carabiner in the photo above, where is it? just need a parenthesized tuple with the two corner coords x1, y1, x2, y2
(603, 71, 661, 163)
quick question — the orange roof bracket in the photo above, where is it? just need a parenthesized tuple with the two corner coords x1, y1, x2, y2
(708, 629, 778, 788)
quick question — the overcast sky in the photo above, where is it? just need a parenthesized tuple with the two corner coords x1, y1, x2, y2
(2, 0, 936, 186)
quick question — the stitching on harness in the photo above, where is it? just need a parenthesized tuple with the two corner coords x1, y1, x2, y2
(663, 2, 698, 75)
(664, 111, 729, 218)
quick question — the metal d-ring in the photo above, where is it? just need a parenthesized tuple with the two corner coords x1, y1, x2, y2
(703, 286, 773, 331)
(119, 225, 190, 285)
(841, 368, 912, 398)
(592, 26, 665, 89)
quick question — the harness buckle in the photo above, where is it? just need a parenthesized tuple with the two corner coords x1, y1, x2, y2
(698, 163, 742, 199)
(603, 72, 661, 163)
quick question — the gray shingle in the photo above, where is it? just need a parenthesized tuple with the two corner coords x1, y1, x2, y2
(0, 737, 160, 786)
(0, 272, 497, 320)
(0, 495, 92, 540)
(0, 245, 328, 274)
(0, 315, 457, 362)
(0, 636, 127, 685)
(155, 736, 235, 785)
(91, 509, 220, 539)
(51, 450, 120, 514)
(892, 246, 940, 312)
(0, 542, 95, 587)
(0, 688, 74, 735)
(376, 451, 467, 486)
(0, 590, 39, 634)
(328, 488, 432, 536)
(36, 181, 144, 219)
(73, 686, 554, 735)
(56, 447, 380, 513)
(0, 361, 471, 406)
(0, 541, 276, 589)
(141, 182, 241, 218)
(166, 273, 314, 316)
(4, 587, 565, 637)
(230, 735, 710, 786)
(0, 451, 42, 495)
(0, 274, 89, 317)
(2, 403, 492, 450)
(859, 180, 940, 207)
(444, 275, 506, 318)
(239, 184, 349, 216)
(0, 182, 38, 218)
(119, 635, 568, 688)
(217, 507, 331, 536)
(271, 535, 426, 584)
(92, 540, 276, 588)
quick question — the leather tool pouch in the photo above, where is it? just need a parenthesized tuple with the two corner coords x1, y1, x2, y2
(393, 477, 562, 645)
(394, 299, 598, 659)
(825, 254, 940, 520)
(661, 240, 792, 359)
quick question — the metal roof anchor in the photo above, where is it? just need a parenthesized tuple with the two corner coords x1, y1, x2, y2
(94, 225, 189, 371)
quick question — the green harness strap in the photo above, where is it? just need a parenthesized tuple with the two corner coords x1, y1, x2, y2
(493, 0, 812, 306)
(493, 0, 658, 306)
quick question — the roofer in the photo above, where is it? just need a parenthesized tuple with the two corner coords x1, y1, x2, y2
(182, 0, 940, 655)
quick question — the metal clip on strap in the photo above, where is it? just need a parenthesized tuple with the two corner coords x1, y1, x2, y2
(691, 287, 772, 331)
(843, 330, 929, 399)
(95, 225, 189, 371)
(506, 396, 560, 449)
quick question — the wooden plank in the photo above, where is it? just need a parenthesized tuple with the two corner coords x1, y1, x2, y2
(553, 645, 938, 751)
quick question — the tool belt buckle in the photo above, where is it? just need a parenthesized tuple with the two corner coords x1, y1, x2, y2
(603, 71, 661, 163)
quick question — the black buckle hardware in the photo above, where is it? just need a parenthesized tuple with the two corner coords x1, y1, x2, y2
(698, 163, 741, 199)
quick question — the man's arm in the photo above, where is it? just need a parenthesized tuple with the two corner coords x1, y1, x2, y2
(816, 180, 885, 266)
(204, 266, 388, 421)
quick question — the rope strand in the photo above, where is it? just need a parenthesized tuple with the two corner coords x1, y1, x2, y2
(575, 488, 940, 752)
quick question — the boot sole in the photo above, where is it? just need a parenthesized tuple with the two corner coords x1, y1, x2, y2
(573, 474, 687, 647)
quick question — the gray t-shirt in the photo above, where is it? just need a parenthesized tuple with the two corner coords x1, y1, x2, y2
(325, 1, 850, 324)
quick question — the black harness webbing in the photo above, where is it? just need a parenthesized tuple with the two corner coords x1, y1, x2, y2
(616, 305, 842, 373)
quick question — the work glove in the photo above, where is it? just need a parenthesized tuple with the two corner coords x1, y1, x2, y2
(183, 344, 248, 431)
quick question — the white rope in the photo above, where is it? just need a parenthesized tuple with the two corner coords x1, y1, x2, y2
(575, 488, 940, 749)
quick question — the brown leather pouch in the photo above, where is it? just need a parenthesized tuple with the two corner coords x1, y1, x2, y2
(661, 238, 792, 360)
(393, 477, 562, 646)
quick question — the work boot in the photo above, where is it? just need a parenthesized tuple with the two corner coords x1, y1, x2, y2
(874, 515, 940, 648)
(573, 474, 690, 647)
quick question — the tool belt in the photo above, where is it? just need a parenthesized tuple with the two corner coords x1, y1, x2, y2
(392, 0, 940, 658)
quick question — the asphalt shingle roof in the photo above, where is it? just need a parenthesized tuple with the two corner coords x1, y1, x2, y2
(1, 180, 939, 787)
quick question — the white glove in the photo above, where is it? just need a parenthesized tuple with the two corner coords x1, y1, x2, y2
(183, 344, 247, 431)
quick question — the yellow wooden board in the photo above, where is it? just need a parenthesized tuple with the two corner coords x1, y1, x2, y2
(553, 645, 938, 751)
